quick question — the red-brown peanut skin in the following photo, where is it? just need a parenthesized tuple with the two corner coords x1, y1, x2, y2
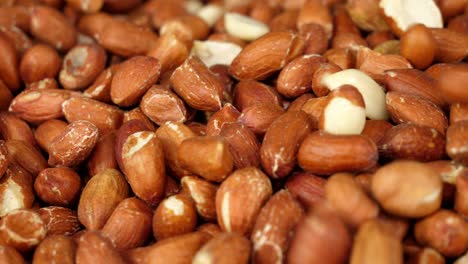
(350, 219, 403, 264)
(121, 131, 166, 206)
(298, 131, 378, 175)
(30, 6, 77, 51)
(0, 246, 26, 264)
(386, 91, 448, 136)
(62, 97, 124, 135)
(251, 190, 304, 264)
(0, 31, 20, 92)
(414, 210, 468, 257)
(382, 69, 444, 107)
(152, 194, 198, 241)
(102, 197, 153, 250)
(155, 122, 196, 179)
(260, 111, 313, 179)
(5, 140, 47, 176)
(216, 167, 272, 236)
(361, 120, 393, 145)
(435, 63, 468, 104)
(233, 80, 282, 112)
(0, 209, 47, 252)
(325, 173, 379, 228)
(59, 44, 107, 90)
(177, 136, 234, 182)
(34, 167, 81, 207)
(33, 235, 76, 264)
(170, 56, 224, 112)
(446, 121, 468, 165)
(37, 206, 81, 236)
(48, 120, 99, 167)
(450, 103, 468, 124)
(371, 161, 443, 218)
(85, 14, 159, 57)
(19, 44, 61, 84)
(238, 103, 285, 136)
(455, 174, 468, 218)
(76, 231, 126, 264)
(0, 164, 34, 217)
(114, 120, 152, 174)
(378, 123, 446, 162)
(77, 169, 129, 230)
(229, 31, 305, 81)
(193, 233, 251, 264)
(0, 81, 13, 111)
(140, 86, 188, 126)
(111, 56, 161, 107)
(87, 131, 118, 177)
(285, 172, 326, 209)
(219, 122, 261, 169)
(288, 204, 351, 264)
(276, 54, 326, 98)
(206, 103, 240, 136)
(34, 119, 68, 153)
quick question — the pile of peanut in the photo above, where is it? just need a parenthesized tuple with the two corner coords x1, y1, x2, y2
(0, 0, 467, 263)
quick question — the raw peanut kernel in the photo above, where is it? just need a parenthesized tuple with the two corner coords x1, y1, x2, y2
(111, 56, 161, 107)
(62, 97, 123, 135)
(319, 85, 366, 135)
(102, 197, 153, 250)
(386, 91, 448, 136)
(238, 103, 284, 136)
(298, 131, 378, 175)
(260, 111, 313, 179)
(288, 204, 351, 264)
(321, 69, 388, 120)
(378, 123, 446, 162)
(177, 136, 233, 182)
(285, 172, 326, 209)
(121, 131, 166, 206)
(219, 122, 261, 169)
(371, 161, 443, 218)
(0, 209, 47, 252)
(251, 190, 303, 264)
(400, 24, 437, 69)
(152, 194, 198, 240)
(48, 120, 99, 167)
(170, 56, 224, 112)
(33, 235, 77, 264)
(326, 173, 379, 228)
(156, 122, 196, 179)
(30, 6, 77, 51)
(0, 31, 20, 93)
(9, 89, 80, 124)
(34, 168, 81, 207)
(77, 169, 129, 230)
(19, 44, 61, 84)
(140, 85, 188, 126)
(446, 121, 468, 165)
(350, 219, 403, 264)
(193, 233, 250, 264)
(229, 31, 305, 81)
(59, 44, 107, 90)
(181, 176, 218, 222)
(414, 210, 468, 257)
(276, 54, 326, 98)
(216, 167, 272, 236)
